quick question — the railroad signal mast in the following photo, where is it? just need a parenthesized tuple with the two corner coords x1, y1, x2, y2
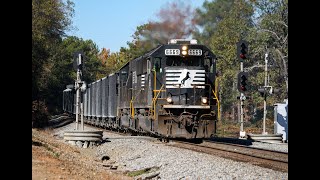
(236, 40, 249, 138)
(74, 52, 86, 130)
(257, 52, 280, 135)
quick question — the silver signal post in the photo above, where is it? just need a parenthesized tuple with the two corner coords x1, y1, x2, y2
(262, 52, 268, 135)
(239, 61, 245, 138)
(75, 53, 85, 130)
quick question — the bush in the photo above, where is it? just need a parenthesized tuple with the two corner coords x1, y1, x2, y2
(32, 100, 49, 128)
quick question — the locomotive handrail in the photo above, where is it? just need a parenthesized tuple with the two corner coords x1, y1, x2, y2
(152, 67, 165, 95)
(151, 84, 165, 120)
(212, 88, 220, 121)
(130, 99, 134, 118)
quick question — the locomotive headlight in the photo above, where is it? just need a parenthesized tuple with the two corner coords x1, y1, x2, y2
(166, 96, 173, 103)
(182, 50, 187, 56)
(201, 97, 208, 104)
(182, 45, 187, 50)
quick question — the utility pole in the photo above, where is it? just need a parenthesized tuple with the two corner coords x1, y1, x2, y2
(262, 52, 268, 134)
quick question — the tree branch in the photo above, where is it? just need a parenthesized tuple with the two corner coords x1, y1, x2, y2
(275, 49, 288, 93)
(275, 20, 288, 28)
(260, 29, 281, 41)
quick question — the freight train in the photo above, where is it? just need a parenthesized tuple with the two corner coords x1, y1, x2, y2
(63, 39, 219, 139)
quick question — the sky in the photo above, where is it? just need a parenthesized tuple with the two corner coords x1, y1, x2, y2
(67, 0, 206, 53)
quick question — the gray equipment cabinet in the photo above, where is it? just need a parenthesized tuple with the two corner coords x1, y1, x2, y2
(274, 99, 288, 142)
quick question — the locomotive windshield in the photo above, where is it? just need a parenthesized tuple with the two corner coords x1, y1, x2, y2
(166, 56, 204, 67)
(166, 56, 213, 73)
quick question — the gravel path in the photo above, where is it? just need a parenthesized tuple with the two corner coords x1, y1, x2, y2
(249, 141, 288, 153)
(54, 123, 288, 180)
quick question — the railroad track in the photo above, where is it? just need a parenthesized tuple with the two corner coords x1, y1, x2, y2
(167, 140, 288, 172)
(60, 118, 288, 172)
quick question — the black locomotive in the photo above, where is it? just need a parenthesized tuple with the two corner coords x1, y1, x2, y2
(63, 39, 219, 139)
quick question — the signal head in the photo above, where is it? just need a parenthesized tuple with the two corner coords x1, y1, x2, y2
(237, 40, 248, 61)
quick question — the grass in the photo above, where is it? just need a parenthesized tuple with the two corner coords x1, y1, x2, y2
(127, 167, 159, 177)
(45, 144, 60, 158)
(127, 168, 151, 177)
(32, 139, 60, 158)
(215, 118, 275, 138)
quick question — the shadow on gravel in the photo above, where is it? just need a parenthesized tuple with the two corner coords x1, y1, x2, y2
(102, 139, 111, 143)
(172, 138, 204, 144)
(44, 114, 74, 129)
(206, 137, 253, 146)
(50, 119, 74, 128)
(32, 140, 43, 146)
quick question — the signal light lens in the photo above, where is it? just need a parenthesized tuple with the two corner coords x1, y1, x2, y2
(240, 54, 246, 59)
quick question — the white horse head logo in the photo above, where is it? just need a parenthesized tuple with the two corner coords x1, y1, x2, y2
(181, 72, 191, 85)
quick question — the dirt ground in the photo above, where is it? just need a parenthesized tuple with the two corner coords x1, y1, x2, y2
(32, 128, 132, 180)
